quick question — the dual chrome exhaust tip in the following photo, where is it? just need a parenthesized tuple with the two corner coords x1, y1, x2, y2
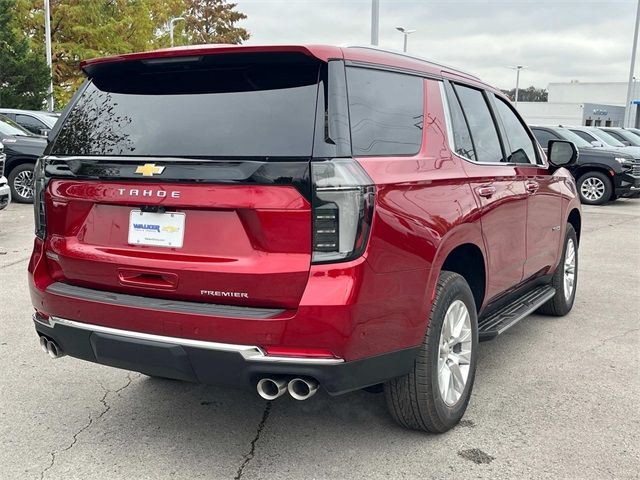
(39, 335, 65, 359)
(257, 377, 318, 401)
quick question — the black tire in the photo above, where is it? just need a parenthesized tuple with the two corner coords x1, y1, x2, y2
(577, 171, 612, 205)
(384, 271, 478, 433)
(537, 224, 578, 316)
(8, 163, 35, 203)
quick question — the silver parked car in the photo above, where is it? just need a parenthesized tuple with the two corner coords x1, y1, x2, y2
(598, 127, 640, 147)
(568, 125, 640, 158)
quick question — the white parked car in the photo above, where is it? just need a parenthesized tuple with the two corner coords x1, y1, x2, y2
(0, 141, 10, 210)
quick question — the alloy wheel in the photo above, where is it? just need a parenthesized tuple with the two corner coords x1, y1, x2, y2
(564, 238, 576, 301)
(13, 170, 34, 200)
(580, 177, 605, 202)
(438, 299, 472, 407)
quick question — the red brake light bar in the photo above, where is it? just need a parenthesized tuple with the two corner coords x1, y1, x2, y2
(263, 346, 338, 359)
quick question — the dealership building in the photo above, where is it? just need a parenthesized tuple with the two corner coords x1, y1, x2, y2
(517, 81, 637, 127)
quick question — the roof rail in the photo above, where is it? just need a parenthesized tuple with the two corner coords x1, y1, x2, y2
(344, 44, 482, 81)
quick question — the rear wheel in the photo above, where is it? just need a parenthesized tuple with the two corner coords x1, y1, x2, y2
(385, 271, 478, 433)
(8, 163, 35, 203)
(537, 224, 578, 316)
(577, 171, 611, 205)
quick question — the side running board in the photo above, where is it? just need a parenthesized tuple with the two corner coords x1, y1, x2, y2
(478, 285, 556, 340)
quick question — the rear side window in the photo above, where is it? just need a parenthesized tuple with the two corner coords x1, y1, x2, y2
(531, 128, 559, 148)
(16, 114, 47, 134)
(605, 130, 626, 142)
(52, 57, 320, 158)
(453, 84, 503, 163)
(444, 82, 476, 161)
(570, 129, 597, 143)
(493, 96, 537, 164)
(346, 67, 423, 156)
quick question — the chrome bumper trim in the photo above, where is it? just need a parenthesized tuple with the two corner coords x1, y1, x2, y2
(33, 314, 345, 365)
(0, 180, 10, 197)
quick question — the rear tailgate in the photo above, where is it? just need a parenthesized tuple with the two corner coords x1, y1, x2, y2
(43, 51, 322, 309)
(45, 175, 310, 309)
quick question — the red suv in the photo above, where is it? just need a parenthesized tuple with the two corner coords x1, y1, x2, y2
(29, 45, 581, 432)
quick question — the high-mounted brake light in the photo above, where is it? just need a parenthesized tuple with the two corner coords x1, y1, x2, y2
(141, 56, 203, 66)
(311, 159, 375, 264)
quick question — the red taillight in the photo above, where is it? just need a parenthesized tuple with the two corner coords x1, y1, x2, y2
(311, 158, 375, 264)
(263, 346, 338, 359)
(34, 158, 46, 239)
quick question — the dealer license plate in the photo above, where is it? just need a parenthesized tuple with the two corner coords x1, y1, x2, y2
(128, 210, 185, 248)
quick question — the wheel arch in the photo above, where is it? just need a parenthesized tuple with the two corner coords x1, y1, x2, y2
(5, 156, 37, 175)
(427, 223, 487, 314)
(441, 243, 486, 313)
(575, 165, 614, 184)
(567, 208, 581, 245)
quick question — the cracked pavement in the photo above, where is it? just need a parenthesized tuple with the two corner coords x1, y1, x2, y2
(1, 200, 639, 479)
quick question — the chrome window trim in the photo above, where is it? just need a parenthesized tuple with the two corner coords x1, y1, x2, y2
(34, 314, 345, 365)
(439, 81, 545, 169)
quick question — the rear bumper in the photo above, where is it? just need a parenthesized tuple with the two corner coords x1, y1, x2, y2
(33, 314, 420, 395)
(0, 178, 10, 210)
(29, 236, 429, 377)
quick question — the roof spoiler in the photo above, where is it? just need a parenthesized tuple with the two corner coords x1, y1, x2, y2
(80, 45, 342, 77)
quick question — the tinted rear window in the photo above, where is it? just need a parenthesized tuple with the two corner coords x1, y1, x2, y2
(52, 58, 320, 158)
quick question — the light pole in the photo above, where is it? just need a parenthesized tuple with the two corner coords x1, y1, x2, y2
(395, 26, 416, 53)
(371, 0, 379, 46)
(44, 0, 54, 111)
(169, 17, 185, 48)
(509, 65, 526, 105)
(624, 0, 640, 127)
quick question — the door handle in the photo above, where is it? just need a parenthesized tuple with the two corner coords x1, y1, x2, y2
(476, 186, 496, 198)
(525, 181, 539, 194)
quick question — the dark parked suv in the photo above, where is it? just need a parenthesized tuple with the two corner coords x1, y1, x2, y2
(0, 115, 47, 203)
(0, 108, 59, 136)
(531, 125, 640, 204)
(29, 45, 581, 432)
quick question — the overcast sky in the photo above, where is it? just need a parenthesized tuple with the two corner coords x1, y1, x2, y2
(235, 0, 638, 91)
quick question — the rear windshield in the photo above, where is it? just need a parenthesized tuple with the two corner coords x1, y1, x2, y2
(52, 56, 320, 158)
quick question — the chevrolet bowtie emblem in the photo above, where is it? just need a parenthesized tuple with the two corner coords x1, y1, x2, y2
(135, 163, 165, 176)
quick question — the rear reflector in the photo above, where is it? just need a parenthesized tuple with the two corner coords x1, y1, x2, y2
(263, 346, 338, 359)
(34, 310, 51, 324)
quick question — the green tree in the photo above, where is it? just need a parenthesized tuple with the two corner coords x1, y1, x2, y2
(501, 86, 548, 102)
(178, 0, 250, 46)
(14, 0, 181, 106)
(0, 0, 49, 109)
(12, 0, 250, 108)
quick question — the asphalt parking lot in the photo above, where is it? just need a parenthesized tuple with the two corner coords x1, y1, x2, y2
(1, 200, 639, 480)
